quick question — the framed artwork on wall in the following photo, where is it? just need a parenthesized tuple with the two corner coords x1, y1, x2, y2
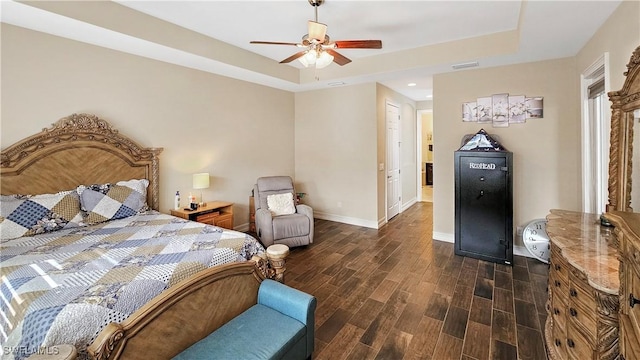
(492, 93, 509, 127)
(509, 95, 526, 123)
(477, 97, 492, 123)
(461, 94, 544, 127)
(463, 102, 477, 122)
(526, 97, 544, 118)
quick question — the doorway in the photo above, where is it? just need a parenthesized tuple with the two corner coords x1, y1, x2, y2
(417, 109, 433, 203)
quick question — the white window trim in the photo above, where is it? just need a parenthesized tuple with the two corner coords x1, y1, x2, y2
(580, 52, 610, 214)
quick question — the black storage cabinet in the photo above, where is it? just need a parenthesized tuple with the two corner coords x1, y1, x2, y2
(454, 136, 513, 265)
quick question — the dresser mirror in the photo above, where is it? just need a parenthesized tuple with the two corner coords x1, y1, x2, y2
(607, 45, 640, 213)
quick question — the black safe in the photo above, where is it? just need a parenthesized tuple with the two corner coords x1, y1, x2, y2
(454, 130, 513, 265)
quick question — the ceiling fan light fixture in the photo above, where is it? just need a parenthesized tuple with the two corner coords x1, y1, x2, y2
(316, 51, 334, 69)
(297, 50, 318, 67)
(298, 49, 333, 69)
(250, 0, 380, 68)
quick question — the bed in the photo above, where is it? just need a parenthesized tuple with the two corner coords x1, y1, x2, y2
(0, 114, 282, 360)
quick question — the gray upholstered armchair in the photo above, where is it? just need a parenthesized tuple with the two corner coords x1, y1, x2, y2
(253, 176, 314, 248)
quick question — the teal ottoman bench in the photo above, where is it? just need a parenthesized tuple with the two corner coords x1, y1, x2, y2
(173, 279, 317, 360)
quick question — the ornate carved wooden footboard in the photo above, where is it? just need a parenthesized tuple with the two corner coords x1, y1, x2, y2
(88, 257, 278, 360)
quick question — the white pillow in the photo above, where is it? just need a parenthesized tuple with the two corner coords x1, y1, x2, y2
(266, 193, 296, 216)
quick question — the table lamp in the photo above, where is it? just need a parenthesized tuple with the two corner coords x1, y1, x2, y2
(192, 173, 210, 207)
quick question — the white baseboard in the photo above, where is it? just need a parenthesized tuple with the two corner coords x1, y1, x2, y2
(401, 198, 417, 212)
(432, 231, 534, 259)
(271, 213, 537, 261)
(432, 231, 454, 243)
(513, 245, 533, 258)
(314, 211, 379, 229)
(234, 223, 250, 232)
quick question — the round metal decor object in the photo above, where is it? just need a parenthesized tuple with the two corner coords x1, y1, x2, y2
(522, 218, 550, 264)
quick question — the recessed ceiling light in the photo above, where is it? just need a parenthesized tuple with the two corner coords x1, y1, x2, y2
(426, 95, 433, 99)
(408, 83, 417, 87)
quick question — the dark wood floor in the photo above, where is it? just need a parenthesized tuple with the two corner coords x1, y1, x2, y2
(284, 202, 549, 360)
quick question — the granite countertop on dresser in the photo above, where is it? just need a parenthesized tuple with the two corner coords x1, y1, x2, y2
(546, 209, 619, 294)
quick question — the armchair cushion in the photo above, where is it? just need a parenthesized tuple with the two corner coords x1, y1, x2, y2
(273, 214, 310, 239)
(266, 193, 296, 216)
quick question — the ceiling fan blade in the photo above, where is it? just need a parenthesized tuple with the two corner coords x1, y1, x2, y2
(334, 40, 382, 49)
(250, 41, 300, 46)
(308, 20, 327, 42)
(326, 49, 351, 66)
(280, 51, 308, 64)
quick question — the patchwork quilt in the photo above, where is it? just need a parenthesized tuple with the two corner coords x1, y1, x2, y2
(0, 211, 264, 360)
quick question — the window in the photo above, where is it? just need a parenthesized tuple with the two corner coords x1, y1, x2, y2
(581, 54, 609, 214)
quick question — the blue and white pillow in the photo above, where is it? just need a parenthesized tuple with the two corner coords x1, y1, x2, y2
(0, 190, 84, 240)
(78, 179, 149, 225)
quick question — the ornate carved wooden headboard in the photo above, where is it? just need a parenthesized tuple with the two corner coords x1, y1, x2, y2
(0, 113, 163, 210)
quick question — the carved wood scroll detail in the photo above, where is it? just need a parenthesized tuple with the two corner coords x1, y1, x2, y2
(607, 45, 639, 212)
(91, 323, 124, 360)
(0, 113, 163, 210)
(1, 114, 160, 167)
(595, 292, 620, 360)
(252, 255, 275, 280)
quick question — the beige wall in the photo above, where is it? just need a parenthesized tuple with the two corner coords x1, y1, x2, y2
(576, 0, 640, 211)
(433, 57, 580, 248)
(1, 24, 295, 229)
(576, 1, 639, 93)
(294, 84, 378, 227)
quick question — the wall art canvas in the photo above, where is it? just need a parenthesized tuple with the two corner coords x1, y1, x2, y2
(492, 93, 509, 127)
(526, 97, 544, 118)
(508, 95, 527, 123)
(462, 93, 544, 127)
(462, 102, 477, 122)
(476, 97, 492, 123)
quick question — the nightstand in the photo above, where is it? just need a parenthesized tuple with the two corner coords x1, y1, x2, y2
(170, 201, 234, 230)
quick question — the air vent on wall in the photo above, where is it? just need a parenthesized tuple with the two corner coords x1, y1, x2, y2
(452, 61, 479, 70)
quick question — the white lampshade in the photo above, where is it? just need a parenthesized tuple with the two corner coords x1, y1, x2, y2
(299, 49, 334, 69)
(192, 173, 210, 190)
(315, 51, 334, 69)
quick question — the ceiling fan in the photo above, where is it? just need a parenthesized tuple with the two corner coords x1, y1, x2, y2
(250, 0, 382, 69)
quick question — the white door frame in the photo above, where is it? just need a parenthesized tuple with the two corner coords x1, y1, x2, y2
(417, 112, 423, 202)
(386, 100, 401, 221)
(416, 109, 433, 202)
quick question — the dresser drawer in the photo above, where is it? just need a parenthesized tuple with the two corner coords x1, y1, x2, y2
(551, 243, 569, 284)
(568, 270, 597, 339)
(566, 324, 594, 360)
(196, 211, 220, 224)
(551, 312, 568, 359)
(625, 259, 640, 335)
(551, 274, 570, 299)
(620, 314, 640, 360)
(213, 213, 233, 230)
(550, 295, 567, 331)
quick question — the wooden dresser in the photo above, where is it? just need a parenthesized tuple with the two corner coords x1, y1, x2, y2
(545, 209, 620, 360)
(606, 211, 640, 360)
